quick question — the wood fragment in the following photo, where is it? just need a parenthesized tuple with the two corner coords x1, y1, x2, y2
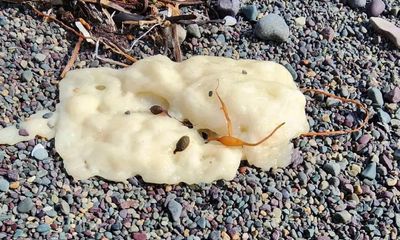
(80, 0, 131, 13)
(300, 89, 370, 137)
(61, 37, 84, 78)
(172, 24, 182, 62)
(158, 0, 203, 6)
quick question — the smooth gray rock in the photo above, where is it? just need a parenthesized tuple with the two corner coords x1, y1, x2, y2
(34, 53, 46, 62)
(17, 198, 34, 213)
(367, 0, 385, 17)
(255, 14, 289, 43)
(323, 162, 341, 176)
(216, 0, 240, 17)
(22, 70, 33, 82)
(377, 109, 391, 124)
(32, 144, 48, 160)
(333, 210, 352, 223)
(167, 199, 182, 222)
(241, 5, 258, 21)
(0, 178, 9, 192)
(361, 162, 377, 180)
(368, 87, 384, 106)
(186, 24, 201, 38)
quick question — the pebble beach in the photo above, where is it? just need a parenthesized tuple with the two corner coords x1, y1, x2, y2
(0, 0, 400, 239)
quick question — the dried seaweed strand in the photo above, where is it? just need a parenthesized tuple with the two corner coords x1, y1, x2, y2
(61, 37, 84, 78)
(300, 88, 370, 137)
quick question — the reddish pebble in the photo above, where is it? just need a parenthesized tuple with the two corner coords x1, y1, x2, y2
(132, 232, 147, 240)
(18, 129, 29, 136)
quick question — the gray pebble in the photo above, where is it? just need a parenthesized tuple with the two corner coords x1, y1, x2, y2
(298, 172, 307, 185)
(37, 223, 51, 233)
(18, 129, 29, 137)
(0, 177, 10, 192)
(196, 217, 207, 228)
(216, 0, 240, 17)
(21, 70, 33, 82)
(216, 34, 226, 44)
(34, 53, 46, 62)
(394, 149, 400, 161)
(186, 24, 201, 38)
(32, 144, 48, 160)
(0, 16, 7, 26)
(17, 198, 34, 213)
(60, 200, 70, 215)
(333, 210, 352, 223)
(348, 0, 366, 8)
(377, 109, 391, 124)
(323, 162, 341, 176)
(395, 214, 400, 228)
(167, 199, 182, 222)
(367, 0, 385, 17)
(241, 5, 258, 21)
(361, 162, 377, 180)
(284, 63, 297, 80)
(255, 14, 289, 43)
(368, 87, 384, 107)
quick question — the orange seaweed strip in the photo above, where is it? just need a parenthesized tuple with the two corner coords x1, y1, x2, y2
(300, 88, 370, 137)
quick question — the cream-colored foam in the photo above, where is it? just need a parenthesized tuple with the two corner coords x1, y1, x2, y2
(0, 55, 309, 184)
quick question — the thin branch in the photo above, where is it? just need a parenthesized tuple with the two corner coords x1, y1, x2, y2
(80, 0, 131, 13)
(61, 37, 84, 78)
(300, 88, 370, 137)
(29, 3, 86, 39)
(158, 0, 203, 6)
(172, 24, 182, 62)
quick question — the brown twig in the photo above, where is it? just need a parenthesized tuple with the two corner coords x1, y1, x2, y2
(101, 38, 137, 62)
(158, 0, 203, 6)
(29, 3, 86, 39)
(300, 88, 370, 137)
(61, 37, 84, 78)
(172, 24, 182, 62)
(80, 0, 130, 13)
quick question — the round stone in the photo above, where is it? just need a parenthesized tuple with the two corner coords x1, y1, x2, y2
(17, 198, 34, 213)
(255, 14, 290, 43)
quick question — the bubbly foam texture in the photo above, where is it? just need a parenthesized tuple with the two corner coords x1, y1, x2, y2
(0, 55, 309, 184)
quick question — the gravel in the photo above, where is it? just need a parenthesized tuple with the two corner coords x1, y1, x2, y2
(0, 1, 400, 239)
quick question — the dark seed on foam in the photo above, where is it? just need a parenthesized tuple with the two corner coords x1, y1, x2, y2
(174, 136, 190, 154)
(150, 105, 164, 115)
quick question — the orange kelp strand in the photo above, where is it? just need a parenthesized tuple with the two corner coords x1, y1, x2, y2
(300, 88, 370, 137)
